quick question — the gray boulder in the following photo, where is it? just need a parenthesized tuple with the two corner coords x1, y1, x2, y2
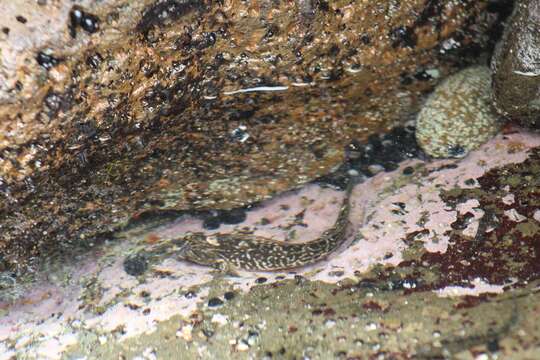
(492, 0, 540, 128)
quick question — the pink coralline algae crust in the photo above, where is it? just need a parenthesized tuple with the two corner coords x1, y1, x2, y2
(0, 127, 539, 358)
(421, 137, 540, 287)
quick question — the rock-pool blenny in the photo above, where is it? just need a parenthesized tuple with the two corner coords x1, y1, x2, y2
(125, 180, 354, 272)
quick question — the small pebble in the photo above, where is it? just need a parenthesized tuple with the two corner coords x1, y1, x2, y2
(464, 178, 477, 186)
(36, 51, 61, 70)
(176, 325, 193, 341)
(202, 216, 221, 230)
(367, 164, 385, 175)
(402, 166, 414, 175)
(218, 208, 247, 225)
(207, 297, 224, 307)
(533, 209, 540, 223)
(247, 330, 259, 346)
(236, 340, 250, 351)
(365, 322, 377, 331)
(123, 254, 148, 276)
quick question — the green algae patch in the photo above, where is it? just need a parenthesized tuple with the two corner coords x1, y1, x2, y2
(64, 274, 540, 359)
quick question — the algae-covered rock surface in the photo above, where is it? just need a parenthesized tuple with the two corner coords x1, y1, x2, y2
(0, 0, 506, 280)
(2, 129, 540, 359)
(4, 1, 540, 359)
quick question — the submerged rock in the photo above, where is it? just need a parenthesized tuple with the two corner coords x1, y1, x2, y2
(492, 0, 540, 128)
(415, 66, 501, 158)
(0, 0, 504, 279)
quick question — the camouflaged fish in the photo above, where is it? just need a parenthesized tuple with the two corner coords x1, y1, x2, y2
(126, 181, 353, 272)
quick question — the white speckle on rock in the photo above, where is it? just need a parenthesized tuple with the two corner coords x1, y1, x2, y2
(501, 193, 515, 205)
(236, 340, 249, 351)
(435, 278, 505, 298)
(365, 322, 377, 331)
(211, 313, 229, 326)
(176, 324, 193, 342)
(324, 319, 336, 328)
(504, 208, 527, 222)
(533, 209, 540, 222)
(426, 68, 440, 78)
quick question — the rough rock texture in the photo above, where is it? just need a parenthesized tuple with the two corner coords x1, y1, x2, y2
(492, 0, 540, 128)
(415, 66, 501, 158)
(0, 0, 505, 278)
(2, 129, 539, 359)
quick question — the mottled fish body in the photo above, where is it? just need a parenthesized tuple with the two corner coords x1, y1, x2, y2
(125, 181, 354, 273)
(169, 181, 354, 271)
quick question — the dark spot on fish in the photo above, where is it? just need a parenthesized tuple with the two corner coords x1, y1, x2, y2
(400, 72, 414, 85)
(202, 216, 221, 230)
(464, 178, 477, 186)
(255, 277, 267, 284)
(382, 161, 399, 172)
(487, 338, 500, 352)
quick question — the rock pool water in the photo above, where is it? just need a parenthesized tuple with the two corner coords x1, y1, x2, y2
(2, 128, 540, 359)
